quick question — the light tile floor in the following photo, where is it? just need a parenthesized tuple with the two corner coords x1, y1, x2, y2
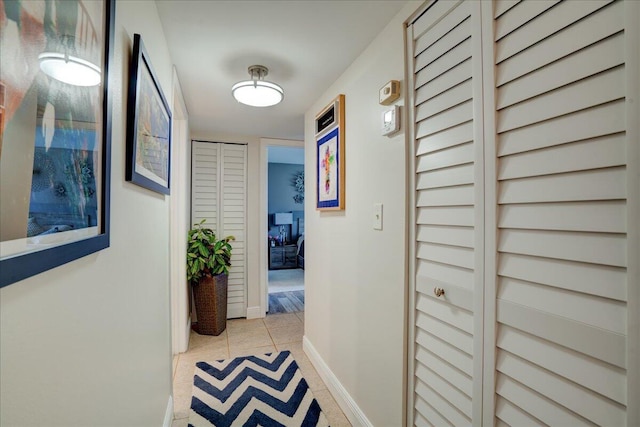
(171, 312, 351, 427)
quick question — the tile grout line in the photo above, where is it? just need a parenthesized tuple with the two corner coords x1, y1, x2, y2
(263, 317, 278, 349)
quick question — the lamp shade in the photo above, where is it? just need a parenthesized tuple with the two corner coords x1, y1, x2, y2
(39, 52, 101, 86)
(232, 80, 283, 107)
(274, 212, 293, 225)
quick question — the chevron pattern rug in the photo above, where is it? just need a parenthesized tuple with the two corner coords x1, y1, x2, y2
(188, 351, 329, 427)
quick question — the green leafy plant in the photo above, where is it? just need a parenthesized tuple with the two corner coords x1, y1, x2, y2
(187, 219, 235, 284)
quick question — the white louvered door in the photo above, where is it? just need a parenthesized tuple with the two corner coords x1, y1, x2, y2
(407, 0, 639, 425)
(407, 1, 485, 425)
(492, 0, 633, 425)
(219, 145, 247, 319)
(192, 141, 247, 319)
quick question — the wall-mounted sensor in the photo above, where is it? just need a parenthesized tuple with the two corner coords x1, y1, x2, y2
(379, 80, 400, 105)
(382, 105, 400, 136)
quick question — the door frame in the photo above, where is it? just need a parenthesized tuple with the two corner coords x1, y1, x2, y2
(257, 138, 304, 318)
(170, 67, 191, 354)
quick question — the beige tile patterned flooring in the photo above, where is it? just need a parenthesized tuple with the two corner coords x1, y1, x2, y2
(171, 312, 351, 427)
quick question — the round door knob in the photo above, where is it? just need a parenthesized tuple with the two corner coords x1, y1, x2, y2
(434, 287, 445, 297)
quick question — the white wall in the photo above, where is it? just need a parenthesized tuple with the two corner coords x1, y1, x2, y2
(303, 2, 421, 426)
(0, 2, 175, 425)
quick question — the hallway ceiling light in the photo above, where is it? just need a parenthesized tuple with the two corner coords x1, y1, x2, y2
(38, 52, 101, 87)
(232, 65, 283, 107)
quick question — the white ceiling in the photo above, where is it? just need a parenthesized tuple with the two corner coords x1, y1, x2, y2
(156, 0, 407, 141)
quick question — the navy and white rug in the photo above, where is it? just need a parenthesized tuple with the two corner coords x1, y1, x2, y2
(188, 351, 329, 427)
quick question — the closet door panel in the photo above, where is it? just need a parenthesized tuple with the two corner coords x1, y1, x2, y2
(192, 142, 247, 319)
(415, 326, 473, 377)
(498, 253, 626, 301)
(495, 398, 545, 427)
(221, 144, 247, 318)
(417, 164, 474, 190)
(416, 59, 472, 104)
(416, 122, 474, 155)
(494, 0, 560, 40)
(408, 0, 483, 424)
(495, 1, 628, 400)
(498, 133, 626, 180)
(409, 1, 638, 425)
(497, 66, 624, 133)
(417, 225, 474, 248)
(495, 1, 623, 86)
(495, 0, 613, 63)
(497, 101, 625, 157)
(191, 143, 220, 227)
(493, 3, 632, 421)
(497, 324, 627, 404)
(496, 33, 624, 110)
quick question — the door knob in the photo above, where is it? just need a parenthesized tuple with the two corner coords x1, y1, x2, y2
(434, 287, 445, 297)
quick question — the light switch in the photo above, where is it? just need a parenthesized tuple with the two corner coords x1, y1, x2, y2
(373, 203, 383, 230)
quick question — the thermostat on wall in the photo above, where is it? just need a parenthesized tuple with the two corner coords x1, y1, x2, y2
(382, 105, 400, 136)
(379, 80, 400, 105)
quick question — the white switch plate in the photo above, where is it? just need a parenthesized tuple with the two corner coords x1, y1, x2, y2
(373, 203, 383, 230)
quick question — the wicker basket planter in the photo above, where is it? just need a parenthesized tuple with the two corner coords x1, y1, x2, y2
(192, 273, 228, 336)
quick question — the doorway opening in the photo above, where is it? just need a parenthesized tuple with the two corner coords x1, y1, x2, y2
(266, 145, 305, 315)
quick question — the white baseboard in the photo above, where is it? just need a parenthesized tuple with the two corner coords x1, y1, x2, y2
(302, 336, 373, 427)
(246, 305, 264, 319)
(163, 395, 174, 427)
(181, 318, 191, 353)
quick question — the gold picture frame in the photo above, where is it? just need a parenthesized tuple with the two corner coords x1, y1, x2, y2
(315, 94, 345, 211)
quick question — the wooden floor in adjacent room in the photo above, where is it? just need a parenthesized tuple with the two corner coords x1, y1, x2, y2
(268, 290, 304, 314)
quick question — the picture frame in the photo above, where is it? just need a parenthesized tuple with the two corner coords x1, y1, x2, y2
(125, 33, 172, 195)
(316, 94, 345, 210)
(0, 0, 115, 288)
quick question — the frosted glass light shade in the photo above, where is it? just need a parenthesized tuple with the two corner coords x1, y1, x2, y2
(232, 80, 283, 107)
(38, 52, 101, 87)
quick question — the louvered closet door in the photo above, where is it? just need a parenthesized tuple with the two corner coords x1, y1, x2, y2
(492, 0, 633, 425)
(192, 142, 247, 319)
(407, 1, 485, 425)
(220, 144, 247, 319)
(192, 142, 220, 228)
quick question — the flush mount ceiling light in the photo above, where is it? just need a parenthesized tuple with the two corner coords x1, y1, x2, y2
(38, 52, 101, 87)
(232, 65, 284, 107)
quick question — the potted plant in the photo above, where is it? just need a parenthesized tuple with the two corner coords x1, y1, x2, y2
(187, 219, 234, 335)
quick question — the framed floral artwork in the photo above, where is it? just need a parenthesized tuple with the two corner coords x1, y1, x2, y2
(315, 94, 345, 210)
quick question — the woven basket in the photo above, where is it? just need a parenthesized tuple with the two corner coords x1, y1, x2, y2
(192, 273, 228, 336)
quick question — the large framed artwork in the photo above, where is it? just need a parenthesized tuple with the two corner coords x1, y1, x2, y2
(125, 33, 171, 195)
(0, 0, 115, 287)
(315, 94, 345, 211)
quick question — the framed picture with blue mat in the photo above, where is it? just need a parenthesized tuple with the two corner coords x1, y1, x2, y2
(125, 33, 172, 195)
(0, 0, 116, 287)
(315, 94, 345, 211)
